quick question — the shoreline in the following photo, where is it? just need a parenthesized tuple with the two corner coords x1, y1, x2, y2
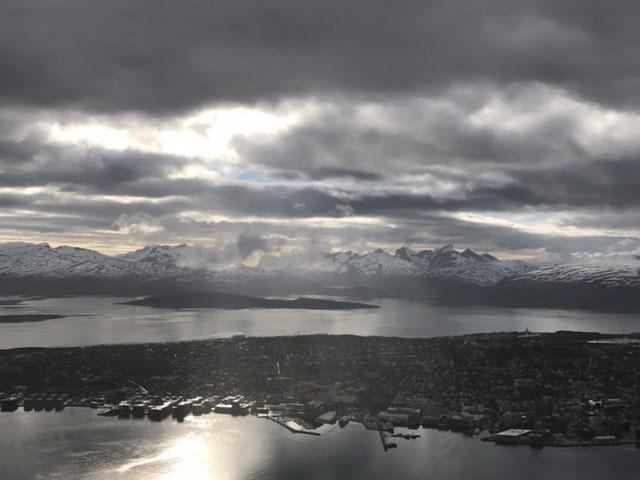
(2, 328, 639, 351)
(2, 330, 640, 451)
(2, 404, 637, 451)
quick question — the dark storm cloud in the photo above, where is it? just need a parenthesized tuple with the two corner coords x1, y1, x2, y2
(0, 137, 42, 164)
(2, 0, 640, 113)
(508, 158, 640, 209)
(0, 137, 188, 190)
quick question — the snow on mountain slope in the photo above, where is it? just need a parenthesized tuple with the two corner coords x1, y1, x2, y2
(515, 255, 640, 287)
(0, 243, 132, 278)
(328, 244, 531, 286)
(0, 242, 208, 279)
(421, 246, 530, 286)
(118, 244, 200, 276)
(1, 242, 638, 289)
(118, 244, 249, 278)
(0, 242, 271, 281)
(331, 248, 423, 276)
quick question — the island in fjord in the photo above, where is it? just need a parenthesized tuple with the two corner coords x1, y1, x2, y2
(0, 314, 65, 323)
(124, 292, 379, 311)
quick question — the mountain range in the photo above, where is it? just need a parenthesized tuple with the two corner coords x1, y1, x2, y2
(1, 242, 639, 310)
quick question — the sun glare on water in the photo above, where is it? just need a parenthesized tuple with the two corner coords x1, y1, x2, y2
(116, 434, 217, 480)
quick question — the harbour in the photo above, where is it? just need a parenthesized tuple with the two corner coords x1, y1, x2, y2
(2, 407, 640, 480)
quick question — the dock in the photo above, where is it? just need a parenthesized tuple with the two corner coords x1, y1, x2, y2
(379, 429, 397, 451)
(266, 415, 321, 436)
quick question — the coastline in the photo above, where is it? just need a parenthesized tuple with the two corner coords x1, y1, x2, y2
(2, 330, 640, 450)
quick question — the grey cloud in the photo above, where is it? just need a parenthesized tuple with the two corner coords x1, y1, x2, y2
(0, 213, 111, 232)
(236, 231, 274, 260)
(0, 185, 634, 260)
(0, 193, 28, 208)
(1, 0, 640, 260)
(233, 90, 590, 182)
(163, 210, 637, 261)
(7, 102, 638, 219)
(306, 168, 382, 182)
(508, 158, 640, 209)
(1, 1, 640, 113)
(558, 210, 640, 231)
(0, 138, 188, 191)
(364, 212, 637, 260)
(0, 137, 42, 164)
(5, 153, 640, 222)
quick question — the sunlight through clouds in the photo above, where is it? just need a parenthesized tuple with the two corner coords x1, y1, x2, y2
(42, 106, 301, 165)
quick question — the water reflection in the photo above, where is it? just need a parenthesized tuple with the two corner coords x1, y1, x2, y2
(1, 409, 639, 480)
(117, 434, 212, 479)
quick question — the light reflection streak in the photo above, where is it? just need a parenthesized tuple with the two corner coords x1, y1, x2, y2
(116, 434, 217, 480)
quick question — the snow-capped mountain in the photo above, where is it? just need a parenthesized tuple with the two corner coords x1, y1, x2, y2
(0, 243, 133, 278)
(0, 243, 229, 280)
(1, 242, 639, 299)
(330, 248, 422, 276)
(514, 254, 640, 288)
(116, 244, 217, 277)
(328, 244, 531, 286)
(0, 242, 302, 297)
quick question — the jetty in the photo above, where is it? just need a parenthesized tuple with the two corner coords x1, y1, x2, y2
(379, 430, 397, 451)
(266, 415, 321, 436)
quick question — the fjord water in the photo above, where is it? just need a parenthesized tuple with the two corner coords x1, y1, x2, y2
(1, 409, 639, 480)
(3, 299, 640, 479)
(1, 295, 640, 349)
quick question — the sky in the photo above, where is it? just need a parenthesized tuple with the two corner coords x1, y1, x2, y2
(1, 0, 640, 261)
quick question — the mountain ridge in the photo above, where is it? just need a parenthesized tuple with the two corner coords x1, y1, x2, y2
(1, 242, 639, 310)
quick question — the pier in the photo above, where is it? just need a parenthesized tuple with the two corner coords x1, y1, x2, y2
(266, 415, 321, 436)
(379, 430, 397, 451)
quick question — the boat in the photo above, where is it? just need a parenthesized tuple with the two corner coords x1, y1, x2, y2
(23, 398, 34, 412)
(34, 397, 44, 411)
(44, 396, 55, 411)
(0, 396, 20, 412)
(148, 402, 173, 421)
(172, 401, 192, 419)
(131, 404, 146, 418)
(118, 402, 132, 418)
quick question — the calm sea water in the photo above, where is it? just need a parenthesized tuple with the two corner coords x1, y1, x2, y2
(2, 299, 640, 478)
(0, 295, 639, 349)
(0, 409, 639, 480)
